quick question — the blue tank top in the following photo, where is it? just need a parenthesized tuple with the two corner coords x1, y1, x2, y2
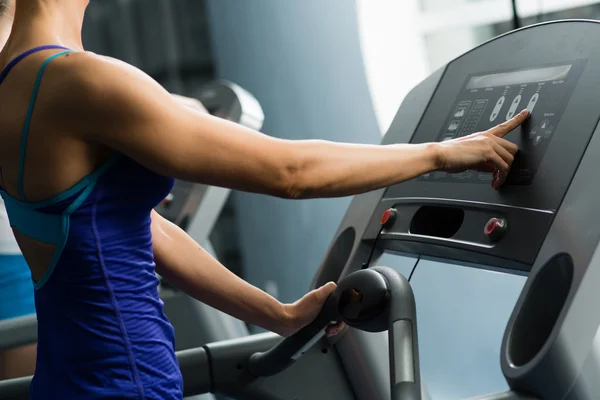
(0, 46, 182, 399)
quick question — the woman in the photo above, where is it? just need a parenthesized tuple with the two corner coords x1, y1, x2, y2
(0, 0, 37, 381)
(0, 0, 211, 382)
(0, 0, 528, 398)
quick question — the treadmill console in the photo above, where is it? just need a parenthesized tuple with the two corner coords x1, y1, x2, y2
(423, 61, 584, 185)
(370, 22, 600, 270)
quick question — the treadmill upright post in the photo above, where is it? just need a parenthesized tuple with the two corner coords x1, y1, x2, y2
(372, 267, 421, 400)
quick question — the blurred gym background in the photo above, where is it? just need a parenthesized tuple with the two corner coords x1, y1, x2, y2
(81, 0, 600, 312)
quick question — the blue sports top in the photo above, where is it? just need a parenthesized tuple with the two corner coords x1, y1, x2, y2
(0, 46, 181, 399)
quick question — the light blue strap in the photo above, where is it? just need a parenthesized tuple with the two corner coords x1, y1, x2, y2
(18, 50, 72, 201)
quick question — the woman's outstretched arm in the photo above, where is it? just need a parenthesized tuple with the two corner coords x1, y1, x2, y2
(48, 52, 526, 197)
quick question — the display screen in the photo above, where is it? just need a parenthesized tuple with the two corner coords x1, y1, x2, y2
(466, 65, 572, 90)
(420, 61, 585, 185)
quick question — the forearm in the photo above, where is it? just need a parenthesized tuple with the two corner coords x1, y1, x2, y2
(288, 140, 440, 199)
(151, 211, 289, 333)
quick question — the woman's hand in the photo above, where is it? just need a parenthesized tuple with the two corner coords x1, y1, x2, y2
(434, 109, 530, 189)
(277, 282, 345, 338)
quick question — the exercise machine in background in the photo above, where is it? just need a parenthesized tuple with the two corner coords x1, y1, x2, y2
(158, 80, 264, 351)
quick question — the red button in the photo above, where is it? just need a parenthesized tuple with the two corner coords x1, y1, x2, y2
(484, 218, 507, 242)
(485, 220, 497, 234)
(381, 208, 397, 227)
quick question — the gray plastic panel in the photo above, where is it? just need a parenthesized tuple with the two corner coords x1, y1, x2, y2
(312, 66, 446, 400)
(500, 105, 600, 398)
(409, 259, 526, 399)
(564, 324, 600, 399)
(205, 333, 356, 400)
(360, 198, 552, 270)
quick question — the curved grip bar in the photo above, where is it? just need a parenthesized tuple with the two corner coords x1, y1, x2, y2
(247, 266, 422, 400)
(372, 267, 421, 400)
(247, 292, 340, 377)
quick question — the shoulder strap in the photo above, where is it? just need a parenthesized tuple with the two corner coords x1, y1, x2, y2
(0, 45, 69, 86)
(18, 50, 72, 201)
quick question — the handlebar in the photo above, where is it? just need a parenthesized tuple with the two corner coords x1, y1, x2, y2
(247, 291, 340, 376)
(372, 267, 421, 400)
(246, 267, 422, 400)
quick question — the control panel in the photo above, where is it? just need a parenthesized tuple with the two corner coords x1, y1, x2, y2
(422, 61, 584, 185)
(366, 22, 600, 270)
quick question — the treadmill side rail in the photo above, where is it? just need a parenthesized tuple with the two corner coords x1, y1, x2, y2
(209, 333, 356, 400)
(178, 346, 211, 397)
(0, 332, 356, 400)
(0, 315, 37, 351)
(0, 377, 31, 400)
(467, 391, 540, 400)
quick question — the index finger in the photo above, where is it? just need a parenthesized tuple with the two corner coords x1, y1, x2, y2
(488, 109, 530, 138)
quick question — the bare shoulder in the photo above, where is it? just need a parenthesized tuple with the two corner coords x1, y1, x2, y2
(45, 51, 168, 115)
(41, 50, 181, 142)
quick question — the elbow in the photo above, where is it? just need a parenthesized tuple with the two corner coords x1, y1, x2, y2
(277, 143, 310, 200)
(280, 163, 307, 200)
(283, 179, 307, 200)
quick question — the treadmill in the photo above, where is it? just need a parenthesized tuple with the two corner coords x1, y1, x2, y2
(2, 19, 600, 400)
(309, 19, 600, 399)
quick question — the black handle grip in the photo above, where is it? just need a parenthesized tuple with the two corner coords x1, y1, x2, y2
(247, 291, 340, 377)
(372, 267, 421, 400)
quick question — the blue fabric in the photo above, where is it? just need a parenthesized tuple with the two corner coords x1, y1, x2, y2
(0, 47, 182, 399)
(0, 255, 35, 319)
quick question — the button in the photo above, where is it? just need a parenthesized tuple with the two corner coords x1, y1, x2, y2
(380, 208, 397, 227)
(526, 93, 539, 114)
(484, 217, 507, 242)
(506, 95, 522, 120)
(448, 120, 460, 132)
(489, 96, 505, 122)
(529, 126, 538, 139)
(454, 107, 466, 118)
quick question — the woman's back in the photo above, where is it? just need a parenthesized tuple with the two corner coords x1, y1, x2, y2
(0, 46, 182, 398)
